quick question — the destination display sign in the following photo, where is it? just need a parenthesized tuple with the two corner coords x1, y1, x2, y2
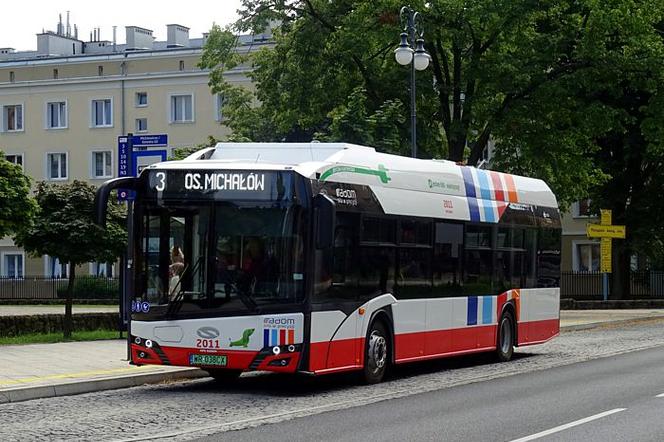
(144, 170, 294, 201)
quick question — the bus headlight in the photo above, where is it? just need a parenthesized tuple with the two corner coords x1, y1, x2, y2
(145, 339, 153, 348)
(272, 346, 281, 355)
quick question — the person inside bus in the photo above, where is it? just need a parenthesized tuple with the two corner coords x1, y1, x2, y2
(171, 245, 184, 264)
(169, 262, 185, 300)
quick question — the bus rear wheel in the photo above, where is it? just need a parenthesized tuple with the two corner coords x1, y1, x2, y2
(496, 311, 515, 362)
(363, 321, 390, 384)
(207, 369, 242, 383)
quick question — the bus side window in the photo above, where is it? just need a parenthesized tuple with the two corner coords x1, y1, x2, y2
(432, 222, 463, 297)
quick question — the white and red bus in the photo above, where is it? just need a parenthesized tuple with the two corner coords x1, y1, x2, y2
(95, 143, 560, 383)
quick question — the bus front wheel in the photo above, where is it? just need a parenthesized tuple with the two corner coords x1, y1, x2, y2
(496, 311, 515, 362)
(363, 320, 390, 384)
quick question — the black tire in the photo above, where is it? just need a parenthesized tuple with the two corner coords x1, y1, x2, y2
(363, 320, 390, 384)
(207, 369, 242, 383)
(496, 311, 515, 362)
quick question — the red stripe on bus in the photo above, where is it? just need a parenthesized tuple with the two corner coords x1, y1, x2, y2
(491, 172, 505, 201)
(288, 329, 295, 345)
(517, 318, 559, 345)
(280, 329, 286, 345)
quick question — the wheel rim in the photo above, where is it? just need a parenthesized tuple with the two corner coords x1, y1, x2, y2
(367, 330, 387, 374)
(500, 318, 512, 354)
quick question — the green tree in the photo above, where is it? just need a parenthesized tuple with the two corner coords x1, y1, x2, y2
(14, 181, 126, 337)
(0, 152, 36, 238)
(494, 0, 664, 297)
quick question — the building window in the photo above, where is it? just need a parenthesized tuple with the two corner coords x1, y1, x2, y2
(179, 60, 185, 71)
(98, 65, 104, 76)
(91, 99, 112, 127)
(135, 118, 148, 132)
(573, 198, 594, 217)
(91, 262, 114, 277)
(170, 94, 193, 123)
(215, 94, 224, 122)
(135, 92, 148, 107)
(5, 153, 23, 169)
(46, 101, 67, 129)
(45, 255, 68, 278)
(91, 151, 112, 178)
(3, 104, 23, 131)
(3, 253, 24, 278)
(53, 68, 59, 79)
(574, 242, 600, 272)
(9, 71, 15, 82)
(47, 152, 68, 180)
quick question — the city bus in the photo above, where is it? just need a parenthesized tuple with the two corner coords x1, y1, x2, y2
(95, 142, 560, 384)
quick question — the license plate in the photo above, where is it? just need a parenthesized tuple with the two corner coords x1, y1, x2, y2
(189, 354, 227, 366)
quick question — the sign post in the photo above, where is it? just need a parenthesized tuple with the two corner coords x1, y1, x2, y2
(117, 133, 168, 359)
(586, 209, 626, 300)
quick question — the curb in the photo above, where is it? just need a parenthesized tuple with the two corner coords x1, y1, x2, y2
(560, 315, 664, 332)
(0, 368, 208, 404)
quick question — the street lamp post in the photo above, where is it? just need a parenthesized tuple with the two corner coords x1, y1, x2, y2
(394, 6, 430, 158)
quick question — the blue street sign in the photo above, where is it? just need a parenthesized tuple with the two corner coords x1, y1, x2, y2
(131, 134, 168, 148)
(117, 134, 169, 201)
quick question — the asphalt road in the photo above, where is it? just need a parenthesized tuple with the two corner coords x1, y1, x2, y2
(201, 345, 664, 442)
(3, 319, 664, 441)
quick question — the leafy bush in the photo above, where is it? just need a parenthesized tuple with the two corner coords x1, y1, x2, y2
(57, 276, 119, 299)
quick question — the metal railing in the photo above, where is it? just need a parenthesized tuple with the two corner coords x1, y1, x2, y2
(0, 276, 119, 300)
(561, 271, 664, 299)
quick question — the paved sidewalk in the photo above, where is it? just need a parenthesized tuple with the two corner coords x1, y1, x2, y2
(1, 309, 663, 404)
(560, 309, 664, 330)
(0, 340, 206, 404)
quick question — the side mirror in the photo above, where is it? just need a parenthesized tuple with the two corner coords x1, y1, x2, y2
(313, 193, 335, 249)
(94, 177, 137, 226)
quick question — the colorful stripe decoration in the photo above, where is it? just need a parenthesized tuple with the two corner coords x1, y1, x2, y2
(466, 296, 496, 326)
(461, 167, 515, 223)
(263, 328, 295, 347)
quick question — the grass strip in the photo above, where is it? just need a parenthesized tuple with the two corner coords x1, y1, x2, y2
(0, 329, 121, 346)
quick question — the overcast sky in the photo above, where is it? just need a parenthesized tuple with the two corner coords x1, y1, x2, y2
(1, 0, 243, 51)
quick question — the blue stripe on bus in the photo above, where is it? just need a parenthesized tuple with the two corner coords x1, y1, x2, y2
(271, 329, 278, 346)
(477, 169, 493, 200)
(461, 167, 476, 198)
(263, 329, 270, 347)
(481, 200, 495, 223)
(467, 197, 481, 222)
(482, 296, 493, 324)
(467, 296, 478, 325)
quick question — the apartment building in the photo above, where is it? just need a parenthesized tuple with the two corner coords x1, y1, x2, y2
(0, 17, 270, 278)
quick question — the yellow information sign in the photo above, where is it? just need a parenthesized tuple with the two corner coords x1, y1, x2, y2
(586, 224, 626, 239)
(600, 209, 612, 226)
(600, 237, 612, 273)
(586, 209, 626, 275)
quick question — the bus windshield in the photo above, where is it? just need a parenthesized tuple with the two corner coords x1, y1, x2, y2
(133, 202, 306, 320)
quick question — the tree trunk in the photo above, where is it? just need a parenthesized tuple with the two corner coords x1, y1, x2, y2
(610, 242, 630, 300)
(64, 263, 75, 338)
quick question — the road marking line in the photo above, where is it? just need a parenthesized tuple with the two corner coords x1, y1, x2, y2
(656, 393, 664, 398)
(509, 408, 626, 442)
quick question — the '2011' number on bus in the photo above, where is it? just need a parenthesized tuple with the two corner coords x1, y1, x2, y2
(196, 339, 220, 349)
